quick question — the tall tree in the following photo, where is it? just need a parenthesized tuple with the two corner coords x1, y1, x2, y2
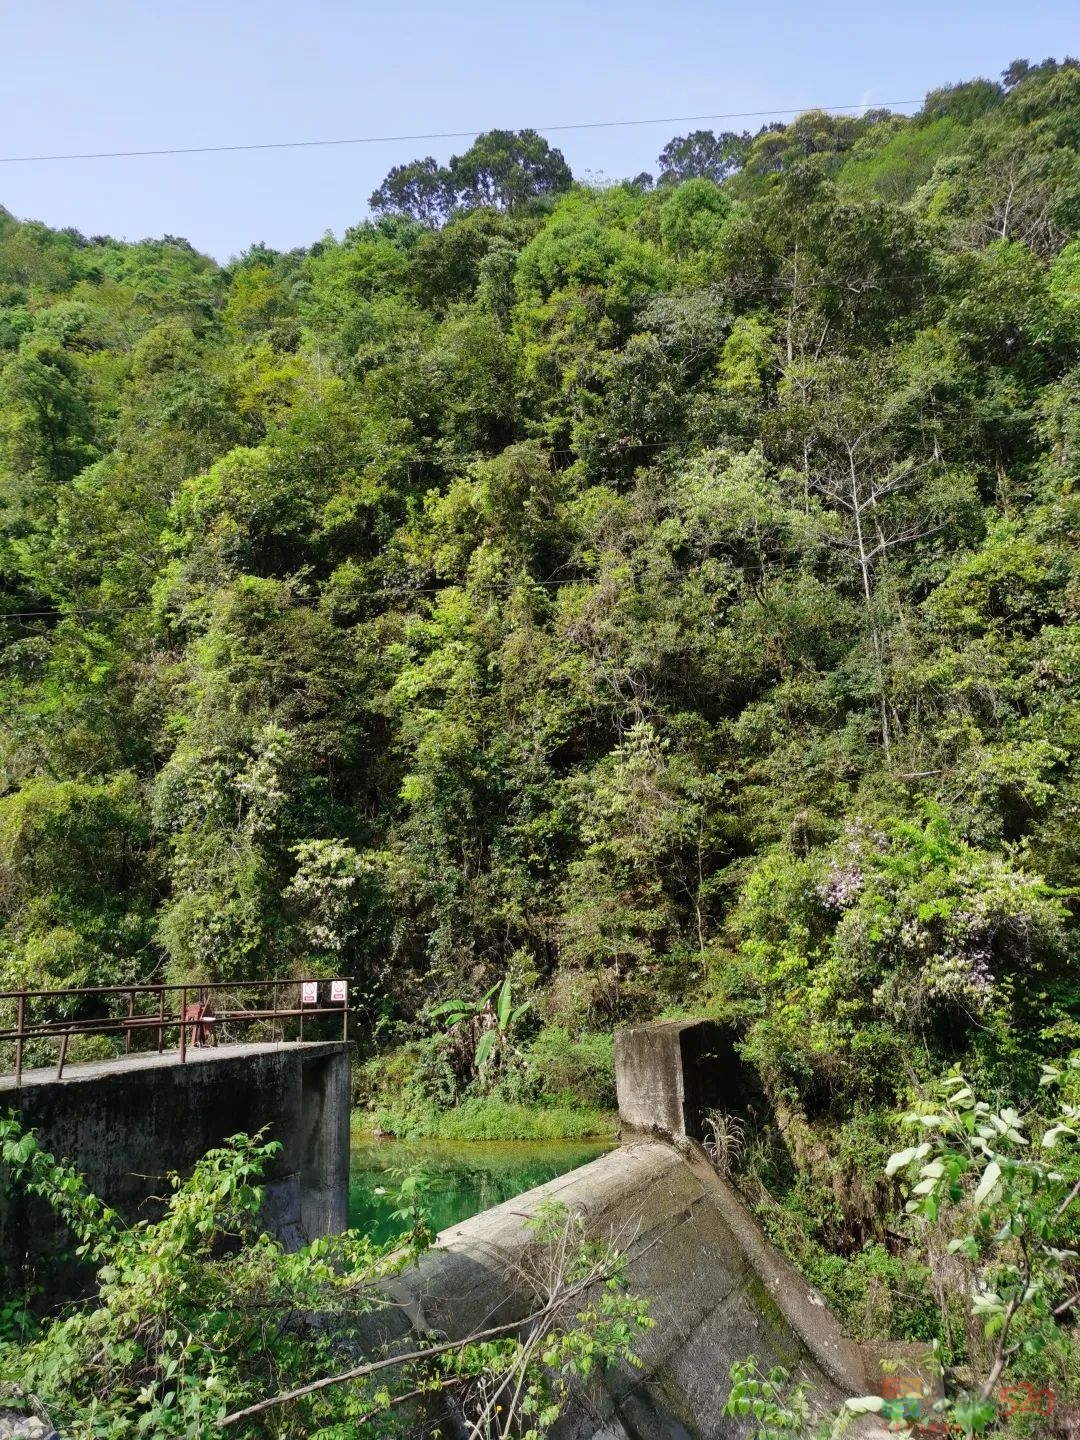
(655, 129, 750, 185)
(449, 129, 573, 211)
(369, 131, 573, 223)
(368, 156, 453, 225)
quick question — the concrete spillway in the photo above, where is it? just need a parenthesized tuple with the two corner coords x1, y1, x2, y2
(378, 1138, 873, 1439)
(370, 1020, 901, 1438)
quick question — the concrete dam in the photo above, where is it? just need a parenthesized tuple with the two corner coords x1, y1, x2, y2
(378, 1020, 898, 1438)
(0, 1040, 352, 1274)
(1, 1018, 905, 1436)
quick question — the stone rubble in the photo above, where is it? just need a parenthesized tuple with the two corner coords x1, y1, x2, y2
(0, 1408, 58, 1440)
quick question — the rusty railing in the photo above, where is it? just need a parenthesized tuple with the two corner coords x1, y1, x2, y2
(0, 978, 349, 1087)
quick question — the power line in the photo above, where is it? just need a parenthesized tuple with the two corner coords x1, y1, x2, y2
(0, 101, 920, 165)
(0, 589, 478, 621)
(2, 559, 776, 623)
(2, 606, 135, 619)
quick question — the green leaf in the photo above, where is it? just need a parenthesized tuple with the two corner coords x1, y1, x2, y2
(972, 1161, 1001, 1206)
(845, 1395, 886, 1414)
(496, 975, 513, 1030)
(1041, 1124, 1075, 1149)
(885, 1143, 930, 1176)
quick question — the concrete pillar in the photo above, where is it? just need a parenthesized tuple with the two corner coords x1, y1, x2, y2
(300, 1046, 351, 1241)
(615, 1019, 760, 1141)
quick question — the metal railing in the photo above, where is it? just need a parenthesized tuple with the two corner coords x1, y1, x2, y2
(0, 978, 349, 1087)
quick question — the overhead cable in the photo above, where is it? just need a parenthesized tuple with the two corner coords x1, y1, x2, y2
(0, 101, 920, 165)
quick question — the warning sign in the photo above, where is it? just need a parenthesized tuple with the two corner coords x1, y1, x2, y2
(331, 980, 347, 1003)
(301, 981, 318, 1005)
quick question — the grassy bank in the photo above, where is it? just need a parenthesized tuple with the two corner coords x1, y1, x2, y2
(353, 1023, 618, 1142)
(354, 1097, 617, 1142)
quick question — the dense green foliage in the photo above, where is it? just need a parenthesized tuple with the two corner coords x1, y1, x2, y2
(727, 1055, 1080, 1438)
(2, 62, 1080, 1159)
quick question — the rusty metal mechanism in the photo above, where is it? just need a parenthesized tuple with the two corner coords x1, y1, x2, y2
(0, 978, 349, 1086)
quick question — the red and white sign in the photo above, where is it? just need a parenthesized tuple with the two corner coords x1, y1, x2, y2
(331, 980, 347, 1003)
(301, 981, 318, 1005)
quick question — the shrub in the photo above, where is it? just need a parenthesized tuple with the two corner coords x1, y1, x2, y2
(0, 1119, 647, 1437)
(524, 1027, 616, 1110)
(731, 803, 1068, 1102)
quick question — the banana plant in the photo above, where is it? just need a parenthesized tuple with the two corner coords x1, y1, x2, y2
(429, 974, 530, 1074)
(428, 979, 501, 1032)
(475, 975, 531, 1070)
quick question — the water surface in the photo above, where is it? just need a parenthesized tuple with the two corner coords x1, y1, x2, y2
(349, 1136, 616, 1244)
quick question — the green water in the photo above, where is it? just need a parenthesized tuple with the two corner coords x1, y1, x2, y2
(349, 1136, 616, 1244)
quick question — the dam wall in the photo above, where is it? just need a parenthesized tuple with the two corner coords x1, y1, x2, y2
(369, 1019, 900, 1438)
(377, 1137, 874, 1438)
(0, 1041, 351, 1285)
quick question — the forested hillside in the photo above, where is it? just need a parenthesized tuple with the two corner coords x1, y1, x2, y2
(2, 58, 1080, 1162)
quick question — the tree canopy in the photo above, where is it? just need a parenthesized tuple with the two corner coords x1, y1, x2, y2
(369, 128, 573, 223)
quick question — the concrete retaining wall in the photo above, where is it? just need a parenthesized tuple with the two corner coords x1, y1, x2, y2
(0, 1041, 351, 1291)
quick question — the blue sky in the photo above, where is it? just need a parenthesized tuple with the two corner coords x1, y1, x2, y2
(1, 1, 1077, 261)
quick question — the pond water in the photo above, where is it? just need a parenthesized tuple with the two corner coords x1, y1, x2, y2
(349, 1136, 617, 1244)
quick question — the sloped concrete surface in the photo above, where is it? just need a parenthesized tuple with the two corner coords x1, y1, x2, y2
(382, 1139, 878, 1439)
